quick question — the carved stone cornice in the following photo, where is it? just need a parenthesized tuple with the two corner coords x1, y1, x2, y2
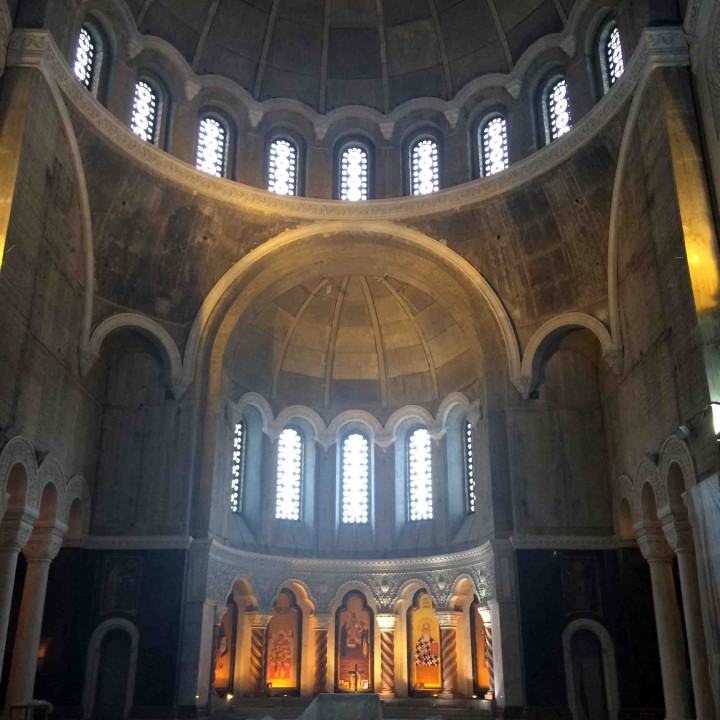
(62, 534, 193, 550)
(0, 510, 36, 552)
(23, 523, 67, 562)
(5, 27, 688, 222)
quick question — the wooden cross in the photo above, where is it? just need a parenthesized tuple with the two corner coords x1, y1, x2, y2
(347, 663, 366, 692)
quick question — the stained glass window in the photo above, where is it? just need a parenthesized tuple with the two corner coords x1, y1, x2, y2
(131, 79, 159, 144)
(268, 138, 298, 196)
(275, 427, 303, 521)
(463, 421, 476, 514)
(603, 24, 624, 91)
(410, 137, 439, 195)
(195, 116, 227, 177)
(341, 433, 369, 524)
(340, 144, 369, 201)
(480, 116, 508, 177)
(74, 27, 97, 91)
(408, 427, 433, 521)
(545, 78, 572, 143)
(230, 419, 246, 513)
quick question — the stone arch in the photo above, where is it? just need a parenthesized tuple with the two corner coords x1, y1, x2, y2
(562, 618, 620, 720)
(82, 617, 140, 720)
(518, 312, 619, 399)
(634, 455, 660, 528)
(37, 456, 66, 525)
(0, 436, 39, 515)
(62, 475, 89, 536)
(613, 473, 637, 534)
(82, 313, 185, 398)
(658, 435, 697, 515)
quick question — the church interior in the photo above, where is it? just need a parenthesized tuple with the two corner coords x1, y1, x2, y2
(1, 0, 720, 718)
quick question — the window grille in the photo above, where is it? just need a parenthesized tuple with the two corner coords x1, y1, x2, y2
(196, 116, 228, 177)
(408, 428, 433, 521)
(275, 427, 303, 521)
(74, 27, 97, 91)
(131, 79, 159, 144)
(410, 137, 439, 195)
(604, 25, 624, 90)
(268, 138, 298, 196)
(340, 145, 369, 201)
(545, 78, 572, 143)
(463, 421, 476, 514)
(480, 116, 508, 177)
(230, 420, 246, 513)
(341, 433, 369, 524)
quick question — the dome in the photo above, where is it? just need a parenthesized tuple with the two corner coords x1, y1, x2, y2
(226, 274, 480, 411)
(128, 0, 576, 111)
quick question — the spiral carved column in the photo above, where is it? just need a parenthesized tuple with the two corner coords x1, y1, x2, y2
(248, 614, 271, 695)
(377, 614, 397, 696)
(313, 615, 329, 695)
(484, 624, 495, 700)
(437, 612, 460, 699)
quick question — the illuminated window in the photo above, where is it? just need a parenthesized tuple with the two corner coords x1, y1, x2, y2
(340, 144, 369, 201)
(131, 79, 159, 144)
(341, 433, 369, 524)
(196, 116, 228, 177)
(74, 26, 98, 91)
(268, 137, 298, 196)
(275, 427, 303, 521)
(463, 421, 476, 514)
(408, 427, 433, 521)
(601, 23, 624, 92)
(230, 419, 246, 513)
(544, 77, 572, 144)
(479, 116, 508, 177)
(410, 137, 439, 195)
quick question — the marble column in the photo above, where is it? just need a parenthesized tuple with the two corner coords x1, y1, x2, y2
(4, 522, 65, 712)
(312, 614, 330, 695)
(247, 613, 271, 695)
(0, 509, 35, 682)
(377, 614, 397, 696)
(637, 527, 693, 719)
(661, 515, 716, 718)
(437, 611, 461, 699)
(478, 607, 495, 701)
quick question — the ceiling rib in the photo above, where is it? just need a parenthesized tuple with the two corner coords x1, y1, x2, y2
(360, 277, 388, 408)
(192, 0, 221, 71)
(427, 0, 454, 99)
(254, 0, 281, 99)
(551, 0, 568, 24)
(486, 0, 514, 71)
(324, 276, 351, 408)
(318, 0, 332, 113)
(381, 280, 440, 401)
(375, 0, 391, 114)
(136, 0, 154, 25)
(271, 279, 328, 399)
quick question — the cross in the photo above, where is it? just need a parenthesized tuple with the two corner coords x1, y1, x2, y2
(347, 663, 366, 692)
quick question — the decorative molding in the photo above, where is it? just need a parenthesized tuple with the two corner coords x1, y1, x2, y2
(508, 534, 619, 550)
(63, 534, 193, 550)
(5, 26, 675, 222)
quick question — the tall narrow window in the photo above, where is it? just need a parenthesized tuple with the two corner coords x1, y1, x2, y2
(601, 23, 624, 91)
(341, 433, 369, 524)
(74, 26, 98, 91)
(275, 427, 303, 521)
(230, 419, 246, 513)
(408, 427, 433, 521)
(544, 77, 572, 144)
(268, 137, 298, 196)
(410, 137, 439, 195)
(463, 421, 476, 514)
(340, 144, 369, 201)
(131, 79, 159, 144)
(480, 116, 508, 177)
(196, 116, 228, 177)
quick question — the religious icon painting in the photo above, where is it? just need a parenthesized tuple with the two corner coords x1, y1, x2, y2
(265, 588, 302, 695)
(214, 599, 237, 694)
(335, 591, 374, 692)
(408, 589, 442, 694)
(470, 598, 490, 695)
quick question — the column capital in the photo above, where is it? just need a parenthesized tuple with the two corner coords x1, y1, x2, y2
(376, 613, 398, 631)
(636, 527, 674, 562)
(660, 515, 694, 553)
(23, 523, 66, 562)
(312, 613, 331, 631)
(435, 611, 462, 629)
(247, 612, 272, 629)
(0, 510, 37, 552)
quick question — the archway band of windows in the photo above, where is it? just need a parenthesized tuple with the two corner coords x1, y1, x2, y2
(230, 420, 246, 513)
(73, 26, 97, 91)
(341, 432, 370, 524)
(410, 137, 440, 196)
(131, 79, 159, 144)
(408, 427, 433, 521)
(276, 427, 303, 521)
(196, 116, 228, 178)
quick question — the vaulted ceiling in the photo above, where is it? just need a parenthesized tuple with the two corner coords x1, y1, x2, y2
(125, 0, 576, 111)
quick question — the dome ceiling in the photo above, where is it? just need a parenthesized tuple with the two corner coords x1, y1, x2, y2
(126, 0, 576, 112)
(227, 274, 480, 411)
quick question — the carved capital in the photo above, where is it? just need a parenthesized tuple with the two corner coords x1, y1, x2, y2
(247, 612, 272, 629)
(636, 527, 674, 563)
(376, 613, 398, 631)
(0, 510, 35, 552)
(660, 515, 694, 553)
(512, 374, 536, 400)
(435, 611, 462, 629)
(312, 613, 331, 631)
(23, 523, 66, 562)
(602, 348, 624, 376)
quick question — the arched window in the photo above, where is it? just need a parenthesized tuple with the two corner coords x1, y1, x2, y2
(131, 78, 160, 145)
(74, 26, 100, 92)
(409, 136, 439, 195)
(339, 143, 369, 201)
(341, 432, 369, 524)
(479, 115, 508, 177)
(543, 76, 572, 144)
(275, 426, 303, 521)
(600, 22, 624, 92)
(267, 137, 299, 196)
(230, 419, 246, 513)
(463, 420, 476, 514)
(196, 115, 228, 178)
(408, 427, 433, 521)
